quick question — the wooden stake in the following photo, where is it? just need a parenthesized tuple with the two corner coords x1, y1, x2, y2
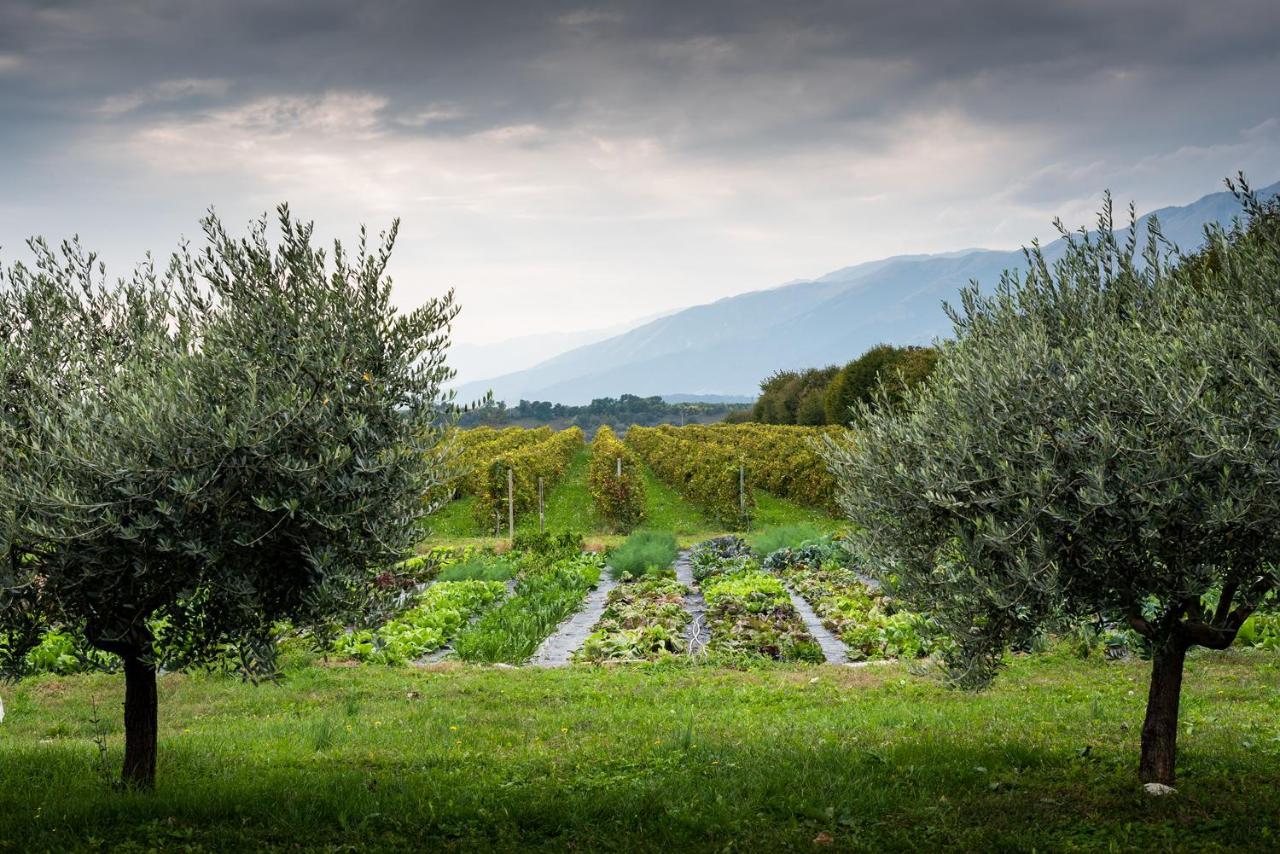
(616, 456, 622, 478)
(507, 467, 515, 544)
(739, 463, 746, 524)
(538, 476, 545, 533)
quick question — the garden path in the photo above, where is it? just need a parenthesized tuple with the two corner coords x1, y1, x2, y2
(784, 585, 849, 664)
(673, 551, 711, 655)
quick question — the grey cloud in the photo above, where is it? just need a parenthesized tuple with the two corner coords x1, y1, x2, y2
(1, 1, 1278, 346)
(3, 1, 1277, 144)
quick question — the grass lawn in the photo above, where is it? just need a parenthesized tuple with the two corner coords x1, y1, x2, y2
(2, 649, 1278, 851)
(421, 494, 485, 539)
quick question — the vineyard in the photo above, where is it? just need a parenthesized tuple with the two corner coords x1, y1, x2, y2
(450, 425, 554, 497)
(587, 426, 646, 531)
(625, 425, 755, 527)
(653, 423, 845, 512)
(624, 423, 843, 528)
(431, 423, 840, 538)
(470, 427, 583, 533)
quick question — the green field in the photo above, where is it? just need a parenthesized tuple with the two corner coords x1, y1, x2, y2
(2, 648, 1277, 851)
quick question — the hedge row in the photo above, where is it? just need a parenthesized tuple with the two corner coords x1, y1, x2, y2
(626, 426, 753, 528)
(656, 424, 842, 511)
(472, 427, 585, 532)
(587, 426, 646, 531)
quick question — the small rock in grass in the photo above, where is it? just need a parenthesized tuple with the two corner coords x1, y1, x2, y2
(1143, 783, 1176, 796)
(812, 831, 834, 846)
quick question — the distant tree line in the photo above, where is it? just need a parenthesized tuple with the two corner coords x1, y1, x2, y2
(459, 393, 749, 433)
(730, 344, 939, 425)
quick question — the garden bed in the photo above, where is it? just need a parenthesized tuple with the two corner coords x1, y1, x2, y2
(452, 553, 604, 664)
(690, 537, 822, 662)
(764, 544, 941, 661)
(332, 579, 507, 664)
(574, 575, 691, 662)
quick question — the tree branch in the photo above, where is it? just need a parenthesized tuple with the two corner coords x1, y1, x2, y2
(1213, 580, 1239, 627)
(1126, 611, 1155, 639)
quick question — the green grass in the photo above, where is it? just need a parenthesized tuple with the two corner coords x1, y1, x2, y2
(516, 447, 602, 535)
(751, 491, 842, 532)
(638, 463, 712, 536)
(2, 649, 1278, 851)
(607, 530, 679, 578)
(422, 494, 485, 538)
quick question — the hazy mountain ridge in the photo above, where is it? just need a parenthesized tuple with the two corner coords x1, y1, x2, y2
(459, 181, 1279, 404)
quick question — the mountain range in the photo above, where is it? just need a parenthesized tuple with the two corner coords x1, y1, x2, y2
(457, 181, 1279, 405)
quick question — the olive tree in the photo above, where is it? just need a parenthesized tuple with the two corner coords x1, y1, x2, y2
(0, 207, 458, 788)
(824, 181, 1279, 787)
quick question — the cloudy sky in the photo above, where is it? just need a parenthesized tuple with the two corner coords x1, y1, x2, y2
(2, 1, 1279, 348)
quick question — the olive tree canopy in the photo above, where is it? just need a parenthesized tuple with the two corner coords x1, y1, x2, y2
(0, 206, 458, 788)
(825, 180, 1280, 786)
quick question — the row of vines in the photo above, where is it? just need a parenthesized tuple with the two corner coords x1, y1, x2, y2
(587, 426, 646, 531)
(654, 424, 844, 512)
(626, 425, 753, 528)
(471, 427, 585, 531)
(450, 426, 554, 497)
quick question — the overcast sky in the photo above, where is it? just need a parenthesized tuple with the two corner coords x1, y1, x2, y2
(2, 1, 1279, 345)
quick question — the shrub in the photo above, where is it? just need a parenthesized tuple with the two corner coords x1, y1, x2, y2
(749, 523, 823, 556)
(609, 531, 679, 578)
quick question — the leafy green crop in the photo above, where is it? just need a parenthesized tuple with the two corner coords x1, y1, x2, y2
(702, 571, 789, 612)
(453, 554, 603, 663)
(576, 576, 690, 662)
(691, 539, 821, 662)
(332, 580, 505, 665)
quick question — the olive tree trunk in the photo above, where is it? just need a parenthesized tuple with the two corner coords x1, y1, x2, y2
(121, 650, 158, 790)
(1139, 641, 1187, 786)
